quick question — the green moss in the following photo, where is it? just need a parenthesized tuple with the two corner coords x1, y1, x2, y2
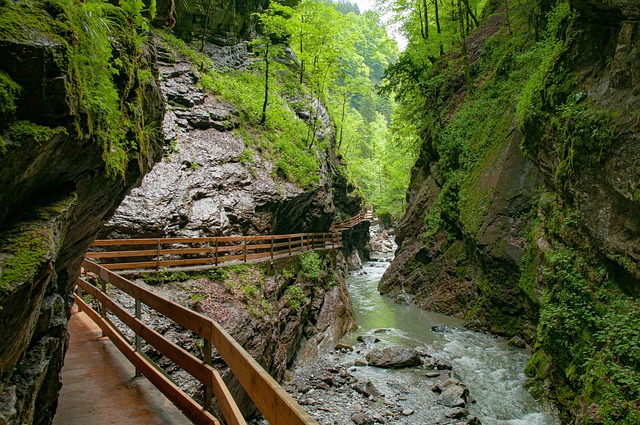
(0, 0, 158, 178)
(8, 120, 63, 146)
(525, 348, 552, 381)
(0, 70, 21, 127)
(0, 194, 76, 294)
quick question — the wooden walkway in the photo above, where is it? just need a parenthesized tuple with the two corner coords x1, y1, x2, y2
(53, 306, 190, 425)
(54, 210, 375, 424)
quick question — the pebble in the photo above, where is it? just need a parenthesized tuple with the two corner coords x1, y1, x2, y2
(424, 371, 440, 378)
(402, 409, 415, 416)
(351, 412, 367, 424)
(352, 403, 363, 411)
(355, 358, 368, 366)
(445, 407, 469, 419)
(384, 400, 395, 407)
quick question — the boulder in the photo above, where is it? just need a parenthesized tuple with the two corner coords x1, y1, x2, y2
(437, 384, 469, 408)
(365, 346, 422, 368)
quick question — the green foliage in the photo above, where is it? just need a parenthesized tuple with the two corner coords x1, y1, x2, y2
(8, 121, 62, 146)
(0, 194, 76, 293)
(516, 2, 617, 189)
(284, 284, 307, 312)
(549, 100, 617, 186)
(159, 30, 321, 188)
(528, 246, 640, 424)
(298, 251, 321, 281)
(189, 292, 207, 303)
(119, 0, 157, 31)
(0, 0, 157, 177)
(0, 70, 20, 128)
(237, 147, 254, 165)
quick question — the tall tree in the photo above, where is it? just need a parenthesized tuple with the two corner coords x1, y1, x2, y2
(253, 2, 294, 125)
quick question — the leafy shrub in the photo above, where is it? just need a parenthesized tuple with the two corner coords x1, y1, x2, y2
(298, 252, 321, 282)
(284, 285, 307, 312)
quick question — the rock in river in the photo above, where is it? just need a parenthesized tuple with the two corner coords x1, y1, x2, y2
(365, 345, 422, 368)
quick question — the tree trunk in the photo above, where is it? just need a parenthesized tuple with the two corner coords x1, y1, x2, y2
(435, 0, 444, 55)
(421, 0, 429, 40)
(462, 0, 479, 28)
(199, 0, 213, 52)
(260, 42, 269, 126)
(457, 0, 472, 92)
(299, 17, 305, 84)
(339, 92, 347, 149)
(505, 0, 513, 36)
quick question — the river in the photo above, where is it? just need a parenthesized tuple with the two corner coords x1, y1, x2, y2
(338, 259, 558, 425)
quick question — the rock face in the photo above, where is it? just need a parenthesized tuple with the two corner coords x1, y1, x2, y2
(380, 128, 541, 334)
(382, 2, 639, 423)
(0, 2, 164, 423)
(103, 39, 363, 240)
(154, 0, 299, 44)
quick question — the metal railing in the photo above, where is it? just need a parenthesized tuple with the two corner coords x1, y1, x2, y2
(75, 259, 318, 425)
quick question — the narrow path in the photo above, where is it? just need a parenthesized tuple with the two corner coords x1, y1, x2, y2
(53, 306, 190, 425)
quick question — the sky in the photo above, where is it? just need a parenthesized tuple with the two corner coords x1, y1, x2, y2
(353, 0, 408, 50)
(353, 0, 376, 12)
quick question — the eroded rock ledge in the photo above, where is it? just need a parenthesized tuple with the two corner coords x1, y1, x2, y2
(0, 2, 164, 422)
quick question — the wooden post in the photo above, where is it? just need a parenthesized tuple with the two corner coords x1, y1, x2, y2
(135, 298, 142, 377)
(215, 239, 219, 266)
(270, 236, 274, 260)
(204, 338, 212, 409)
(300, 235, 304, 252)
(156, 240, 161, 271)
(243, 237, 247, 263)
(100, 279, 107, 337)
(288, 236, 291, 256)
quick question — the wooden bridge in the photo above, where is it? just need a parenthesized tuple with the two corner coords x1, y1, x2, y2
(56, 210, 374, 425)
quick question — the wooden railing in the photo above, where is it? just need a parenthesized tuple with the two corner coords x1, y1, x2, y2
(76, 211, 375, 423)
(331, 209, 376, 232)
(75, 260, 318, 425)
(87, 233, 341, 272)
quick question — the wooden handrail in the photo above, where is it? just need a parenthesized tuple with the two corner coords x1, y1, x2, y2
(78, 260, 318, 425)
(89, 233, 342, 272)
(332, 209, 376, 231)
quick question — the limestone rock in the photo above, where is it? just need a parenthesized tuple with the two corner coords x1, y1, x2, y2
(0, 6, 164, 422)
(365, 346, 422, 369)
(437, 384, 469, 408)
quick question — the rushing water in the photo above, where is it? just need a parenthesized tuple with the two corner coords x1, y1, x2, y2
(342, 260, 558, 425)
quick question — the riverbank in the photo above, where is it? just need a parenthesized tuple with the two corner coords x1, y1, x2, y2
(281, 260, 558, 425)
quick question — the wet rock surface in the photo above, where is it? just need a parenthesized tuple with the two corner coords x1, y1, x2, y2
(0, 8, 164, 422)
(365, 346, 422, 369)
(256, 340, 481, 425)
(103, 38, 366, 240)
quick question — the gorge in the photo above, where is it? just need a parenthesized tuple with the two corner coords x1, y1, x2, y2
(0, 0, 638, 424)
